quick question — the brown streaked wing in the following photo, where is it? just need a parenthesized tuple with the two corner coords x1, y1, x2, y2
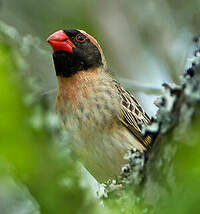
(113, 80, 152, 149)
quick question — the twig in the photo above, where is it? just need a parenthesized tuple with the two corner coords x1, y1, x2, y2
(118, 77, 162, 95)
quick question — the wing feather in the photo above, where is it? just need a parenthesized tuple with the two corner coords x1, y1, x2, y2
(113, 80, 152, 149)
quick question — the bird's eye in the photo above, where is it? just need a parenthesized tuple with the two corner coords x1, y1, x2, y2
(75, 34, 86, 43)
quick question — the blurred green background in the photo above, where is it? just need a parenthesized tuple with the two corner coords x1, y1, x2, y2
(1, 0, 200, 213)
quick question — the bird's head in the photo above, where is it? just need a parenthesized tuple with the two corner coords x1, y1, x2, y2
(47, 29, 106, 77)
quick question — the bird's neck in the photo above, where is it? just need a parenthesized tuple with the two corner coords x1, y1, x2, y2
(56, 68, 102, 109)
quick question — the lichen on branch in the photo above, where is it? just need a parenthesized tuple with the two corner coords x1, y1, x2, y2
(104, 36, 200, 214)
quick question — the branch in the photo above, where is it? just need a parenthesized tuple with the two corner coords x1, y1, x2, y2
(118, 77, 162, 95)
(104, 36, 200, 213)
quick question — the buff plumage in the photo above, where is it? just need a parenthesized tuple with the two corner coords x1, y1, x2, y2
(48, 29, 152, 182)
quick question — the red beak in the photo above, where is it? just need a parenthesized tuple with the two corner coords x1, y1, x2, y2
(47, 30, 75, 53)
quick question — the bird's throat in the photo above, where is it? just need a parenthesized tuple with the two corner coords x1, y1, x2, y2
(53, 52, 82, 78)
(53, 50, 93, 78)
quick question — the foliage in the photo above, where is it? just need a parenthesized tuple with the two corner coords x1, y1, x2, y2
(0, 35, 98, 214)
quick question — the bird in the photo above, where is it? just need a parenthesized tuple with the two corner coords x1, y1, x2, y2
(47, 29, 152, 183)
